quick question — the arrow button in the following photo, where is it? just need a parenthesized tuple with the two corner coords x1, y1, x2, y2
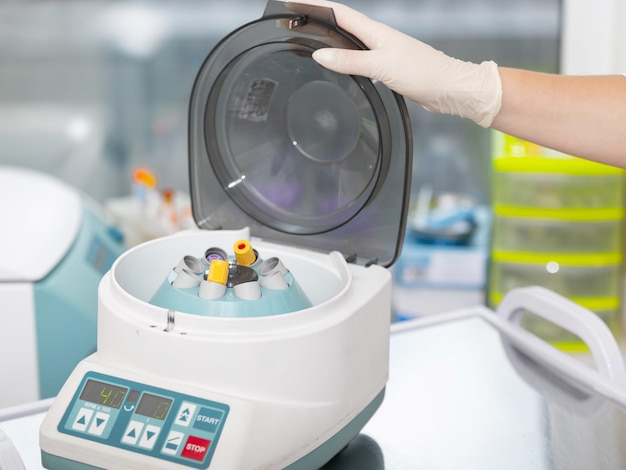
(174, 402, 197, 427)
(138, 424, 161, 450)
(121, 420, 144, 445)
(87, 412, 110, 436)
(71, 408, 93, 432)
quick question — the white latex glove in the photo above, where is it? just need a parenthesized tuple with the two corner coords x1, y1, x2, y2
(303, 0, 503, 127)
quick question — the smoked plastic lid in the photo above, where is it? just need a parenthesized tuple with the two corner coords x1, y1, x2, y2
(188, 1, 412, 267)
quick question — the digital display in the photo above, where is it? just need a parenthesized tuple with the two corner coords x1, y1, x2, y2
(86, 238, 114, 274)
(135, 393, 173, 421)
(79, 379, 128, 409)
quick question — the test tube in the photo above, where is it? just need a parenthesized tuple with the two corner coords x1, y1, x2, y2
(198, 259, 229, 300)
(233, 239, 258, 267)
(174, 255, 205, 275)
(260, 271, 289, 291)
(172, 268, 201, 288)
(234, 281, 262, 301)
(204, 247, 228, 265)
(258, 257, 288, 277)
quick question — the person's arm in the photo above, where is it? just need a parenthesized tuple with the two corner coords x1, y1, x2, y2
(302, 0, 626, 167)
(492, 69, 626, 168)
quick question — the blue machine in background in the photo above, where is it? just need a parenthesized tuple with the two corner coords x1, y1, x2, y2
(0, 166, 125, 407)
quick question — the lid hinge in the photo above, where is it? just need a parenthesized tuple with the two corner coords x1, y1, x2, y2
(344, 254, 379, 267)
(345, 254, 357, 264)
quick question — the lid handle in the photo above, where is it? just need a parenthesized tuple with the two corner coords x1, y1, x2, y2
(263, 0, 338, 28)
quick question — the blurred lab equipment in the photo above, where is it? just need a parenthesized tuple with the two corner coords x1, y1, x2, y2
(393, 205, 490, 320)
(407, 185, 478, 246)
(0, 166, 125, 408)
(105, 167, 195, 246)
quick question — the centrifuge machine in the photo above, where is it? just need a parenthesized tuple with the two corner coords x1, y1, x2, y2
(39, 1, 412, 469)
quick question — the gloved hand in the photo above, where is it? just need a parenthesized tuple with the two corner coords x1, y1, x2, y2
(302, 0, 503, 127)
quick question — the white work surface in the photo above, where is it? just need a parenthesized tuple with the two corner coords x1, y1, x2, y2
(2, 309, 626, 469)
(329, 309, 626, 469)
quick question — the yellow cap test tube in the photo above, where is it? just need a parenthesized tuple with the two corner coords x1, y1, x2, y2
(207, 259, 229, 285)
(233, 240, 257, 266)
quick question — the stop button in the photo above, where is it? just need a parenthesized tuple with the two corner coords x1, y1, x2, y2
(181, 435, 211, 462)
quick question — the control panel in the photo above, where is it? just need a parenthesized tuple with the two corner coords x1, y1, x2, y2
(57, 372, 229, 468)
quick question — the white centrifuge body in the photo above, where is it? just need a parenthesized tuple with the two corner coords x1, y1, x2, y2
(40, 228, 391, 469)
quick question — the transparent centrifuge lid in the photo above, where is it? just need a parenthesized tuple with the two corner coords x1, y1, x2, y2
(188, 0, 412, 267)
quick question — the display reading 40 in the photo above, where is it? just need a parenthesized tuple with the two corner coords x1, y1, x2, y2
(79, 379, 128, 409)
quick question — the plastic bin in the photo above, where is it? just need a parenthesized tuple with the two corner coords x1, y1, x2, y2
(491, 214, 623, 254)
(489, 256, 622, 300)
(492, 160, 624, 210)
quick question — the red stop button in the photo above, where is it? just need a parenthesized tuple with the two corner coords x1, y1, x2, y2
(181, 435, 211, 462)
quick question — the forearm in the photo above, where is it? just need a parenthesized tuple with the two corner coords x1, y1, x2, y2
(306, 1, 626, 168)
(492, 68, 626, 167)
